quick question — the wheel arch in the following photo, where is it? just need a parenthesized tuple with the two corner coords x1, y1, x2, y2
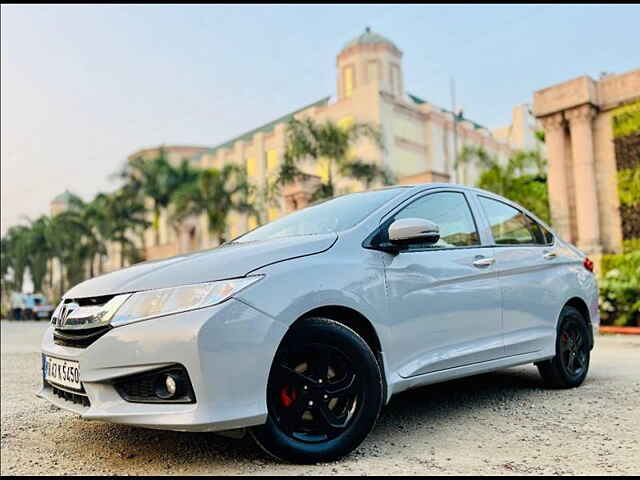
(563, 296, 594, 349)
(286, 305, 389, 402)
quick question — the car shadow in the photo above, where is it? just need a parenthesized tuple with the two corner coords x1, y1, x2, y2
(374, 365, 547, 433)
(65, 365, 549, 470)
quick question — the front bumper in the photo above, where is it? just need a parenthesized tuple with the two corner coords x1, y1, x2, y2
(37, 298, 287, 432)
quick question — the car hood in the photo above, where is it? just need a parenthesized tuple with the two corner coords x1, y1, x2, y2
(64, 233, 338, 299)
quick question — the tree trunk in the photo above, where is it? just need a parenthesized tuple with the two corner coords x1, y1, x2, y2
(139, 230, 146, 261)
(328, 159, 334, 196)
(154, 206, 161, 246)
(59, 265, 65, 298)
(120, 241, 126, 268)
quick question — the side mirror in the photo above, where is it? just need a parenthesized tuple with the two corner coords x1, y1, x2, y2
(388, 218, 440, 245)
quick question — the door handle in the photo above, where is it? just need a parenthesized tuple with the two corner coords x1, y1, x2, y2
(543, 251, 557, 260)
(473, 257, 495, 268)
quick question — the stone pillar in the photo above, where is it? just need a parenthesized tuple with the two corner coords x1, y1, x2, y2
(566, 104, 602, 254)
(539, 113, 572, 241)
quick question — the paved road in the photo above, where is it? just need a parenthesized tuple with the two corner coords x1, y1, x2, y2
(1, 321, 639, 475)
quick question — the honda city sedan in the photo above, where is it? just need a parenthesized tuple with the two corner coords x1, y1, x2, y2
(38, 184, 598, 463)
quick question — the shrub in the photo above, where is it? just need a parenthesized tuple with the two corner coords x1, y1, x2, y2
(599, 247, 640, 326)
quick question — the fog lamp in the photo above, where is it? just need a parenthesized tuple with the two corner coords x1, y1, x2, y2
(165, 375, 177, 396)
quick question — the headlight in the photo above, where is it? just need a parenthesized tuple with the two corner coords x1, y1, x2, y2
(109, 276, 263, 327)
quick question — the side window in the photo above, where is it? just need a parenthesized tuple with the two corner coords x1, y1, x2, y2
(478, 196, 546, 245)
(392, 192, 480, 250)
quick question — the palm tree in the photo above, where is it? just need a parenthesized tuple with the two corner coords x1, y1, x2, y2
(48, 209, 91, 294)
(25, 216, 53, 293)
(3, 225, 32, 293)
(339, 160, 394, 189)
(171, 165, 252, 245)
(277, 117, 392, 201)
(102, 187, 150, 268)
(456, 146, 550, 223)
(65, 194, 110, 278)
(248, 177, 280, 226)
(120, 148, 176, 246)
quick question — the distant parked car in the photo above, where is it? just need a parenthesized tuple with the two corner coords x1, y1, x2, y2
(38, 184, 598, 464)
(31, 293, 55, 320)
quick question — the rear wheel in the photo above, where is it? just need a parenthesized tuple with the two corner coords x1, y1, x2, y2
(537, 306, 590, 389)
(251, 318, 383, 464)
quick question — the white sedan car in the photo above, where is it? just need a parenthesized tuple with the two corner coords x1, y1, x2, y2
(38, 184, 598, 463)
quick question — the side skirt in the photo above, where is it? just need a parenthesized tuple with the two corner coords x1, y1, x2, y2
(388, 350, 554, 397)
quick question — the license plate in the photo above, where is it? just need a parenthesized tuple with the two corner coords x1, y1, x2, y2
(44, 356, 81, 390)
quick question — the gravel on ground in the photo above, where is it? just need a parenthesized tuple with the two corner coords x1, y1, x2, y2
(1, 320, 639, 475)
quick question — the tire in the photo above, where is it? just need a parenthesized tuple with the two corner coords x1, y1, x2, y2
(250, 317, 384, 464)
(537, 306, 591, 389)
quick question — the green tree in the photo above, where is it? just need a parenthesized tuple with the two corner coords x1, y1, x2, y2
(278, 117, 392, 202)
(120, 148, 177, 245)
(248, 178, 280, 226)
(171, 165, 252, 244)
(457, 146, 551, 223)
(48, 209, 92, 294)
(102, 187, 150, 268)
(25, 216, 53, 293)
(66, 194, 110, 278)
(2, 225, 31, 292)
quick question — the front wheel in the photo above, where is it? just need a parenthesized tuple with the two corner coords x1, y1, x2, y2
(537, 306, 591, 389)
(251, 318, 384, 464)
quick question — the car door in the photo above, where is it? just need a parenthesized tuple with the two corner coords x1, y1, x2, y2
(382, 189, 504, 378)
(475, 194, 559, 356)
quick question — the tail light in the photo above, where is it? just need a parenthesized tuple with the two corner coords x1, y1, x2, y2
(583, 257, 594, 272)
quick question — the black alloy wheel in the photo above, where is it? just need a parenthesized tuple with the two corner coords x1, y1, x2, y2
(251, 318, 383, 463)
(269, 342, 360, 443)
(558, 317, 589, 378)
(537, 305, 591, 389)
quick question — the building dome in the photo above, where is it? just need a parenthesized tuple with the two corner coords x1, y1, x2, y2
(51, 190, 74, 205)
(343, 27, 398, 51)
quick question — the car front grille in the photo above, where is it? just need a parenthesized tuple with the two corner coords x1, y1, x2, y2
(52, 294, 117, 348)
(50, 384, 91, 407)
(53, 324, 112, 348)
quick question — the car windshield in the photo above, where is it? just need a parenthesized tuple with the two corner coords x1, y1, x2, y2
(234, 187, 406, 243)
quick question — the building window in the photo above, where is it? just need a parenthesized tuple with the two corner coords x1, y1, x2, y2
(338, 116, 354, 130)
(246, 156, 257, 178)
(344, 66, 354, 98)
(266, 149, 278, 171)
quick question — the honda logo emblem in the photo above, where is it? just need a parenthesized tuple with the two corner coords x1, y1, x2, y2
(55, 302, 79, 328)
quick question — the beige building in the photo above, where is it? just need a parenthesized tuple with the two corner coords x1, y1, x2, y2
(533, 69, 640, 260)
(186, 28, 539, 251)
(51, 28, 542, 278)
(493, 103, 544, 152)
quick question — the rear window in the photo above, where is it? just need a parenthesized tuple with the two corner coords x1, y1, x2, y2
(479, 196, 550, 245)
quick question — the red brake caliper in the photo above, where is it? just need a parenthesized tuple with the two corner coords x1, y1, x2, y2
(280, 386, 297, 407)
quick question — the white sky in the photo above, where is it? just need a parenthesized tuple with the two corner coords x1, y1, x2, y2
(2, 4, 639, 235)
